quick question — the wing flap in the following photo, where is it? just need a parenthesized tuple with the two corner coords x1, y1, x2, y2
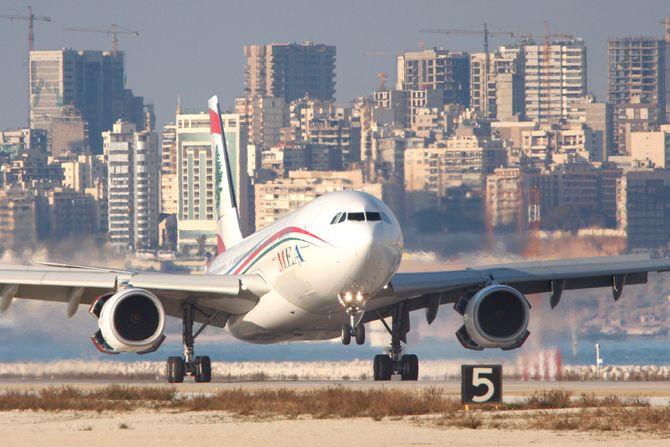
(0, 266, 268, 323)
(368, 254, 670, 315)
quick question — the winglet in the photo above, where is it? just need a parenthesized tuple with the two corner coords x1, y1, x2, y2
(208, 95, 243, 253)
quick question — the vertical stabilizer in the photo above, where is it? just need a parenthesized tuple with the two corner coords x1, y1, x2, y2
(208, 95, 243, 253)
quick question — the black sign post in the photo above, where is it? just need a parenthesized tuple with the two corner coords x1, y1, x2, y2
(461, 364, 502, 405)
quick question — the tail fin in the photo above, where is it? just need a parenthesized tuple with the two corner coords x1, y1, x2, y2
(208, 95, 243, 254)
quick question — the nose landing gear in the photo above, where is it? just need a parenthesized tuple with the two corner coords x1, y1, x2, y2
(338, 291, 367, 346)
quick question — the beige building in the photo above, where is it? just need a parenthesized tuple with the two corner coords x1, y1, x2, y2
(404, 132, 506, 197)
(60, 154, 105, 192)
(630, 126, 670, 168)
(566, 96, 612, 161)
(0, 186, 35, 251)
(235, 95, 287, 153)
(485, 167, 537, 228)
(254, 170, 382, 230)
(470, 46, 524, 120)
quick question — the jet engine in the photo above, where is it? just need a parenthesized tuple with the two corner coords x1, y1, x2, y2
(89, 288, 166, 354)
(454, 284, 530, 350)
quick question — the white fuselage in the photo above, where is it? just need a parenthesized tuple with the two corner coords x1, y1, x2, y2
(206, 190, 404, 343)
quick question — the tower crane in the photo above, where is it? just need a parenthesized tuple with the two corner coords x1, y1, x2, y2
(64, 24, 139, 56)
(420, 24, 515, 117)
(0, 5, 51, 51)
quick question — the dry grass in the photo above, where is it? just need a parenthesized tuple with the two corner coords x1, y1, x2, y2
(0, 385, 668, 434)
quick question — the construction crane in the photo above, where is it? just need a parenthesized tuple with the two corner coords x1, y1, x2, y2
(0, 5, 51, 51)
(65, 24, 139, 56)
(420, 24, 515, 117)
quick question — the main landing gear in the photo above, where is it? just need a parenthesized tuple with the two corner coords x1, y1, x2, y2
(166, 303, 212, 383)
(373, 302, 418, 381)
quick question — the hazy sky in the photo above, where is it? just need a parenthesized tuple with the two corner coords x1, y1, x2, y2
(0, 0, 668, 129)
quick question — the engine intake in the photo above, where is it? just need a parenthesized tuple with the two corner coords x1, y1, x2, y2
(89, 288, 166, 354)
(454, 284, 530, 350)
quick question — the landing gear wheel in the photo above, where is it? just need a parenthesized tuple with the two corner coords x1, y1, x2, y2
(167, 356, 185, 383)
(373, 354, 393, 381)
(166, 304, 215, 383)
(400, 354, 419, 381)
(355, 323, 365, 345)
(195, 356, 212, 383)
(341, 324, 351, 345)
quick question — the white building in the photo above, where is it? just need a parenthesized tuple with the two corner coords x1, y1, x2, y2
(176, 112, 249, 252)
(524, 40, 587, 123)
(102, 121, 159, 251)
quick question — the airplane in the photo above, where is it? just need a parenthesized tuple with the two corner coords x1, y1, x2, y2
(2, 95, 670, 383)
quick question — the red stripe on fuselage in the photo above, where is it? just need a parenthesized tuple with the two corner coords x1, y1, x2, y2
(232, 226, 331, 275)
(209, 109, 222, 135)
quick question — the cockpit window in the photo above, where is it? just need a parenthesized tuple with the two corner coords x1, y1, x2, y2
(365, 212, 382, 221)
(331, 210, 392, 224)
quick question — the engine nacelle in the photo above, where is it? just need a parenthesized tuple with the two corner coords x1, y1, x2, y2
(89, 288, 166, 354)
(454, 284, 530, 350)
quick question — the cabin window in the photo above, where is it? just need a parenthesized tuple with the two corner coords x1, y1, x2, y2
(330, 213, 342, 224)
(348, 212, 365, 221)
(338, 212, 347, 223)
(380, 212, 391, 224)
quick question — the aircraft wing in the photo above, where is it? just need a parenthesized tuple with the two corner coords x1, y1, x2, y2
(365, 254, 670, 320)
(0, 265, 269, 328)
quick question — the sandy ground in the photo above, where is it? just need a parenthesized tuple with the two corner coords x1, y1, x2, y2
(0, 410, 668, 447)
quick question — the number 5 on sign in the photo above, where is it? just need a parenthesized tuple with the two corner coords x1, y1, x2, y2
(461, 364, 502, 404)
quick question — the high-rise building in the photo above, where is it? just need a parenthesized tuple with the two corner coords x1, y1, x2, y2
(29, 50, 146, 152)
(160, 123, 178, 215)
(607, 36, 669, 152)
(176, 112, 249, 251)
(396, 48, 470, 107)
(470, 46, 525, 120)
(608, 37, 667, 122)
(244, 42, 336, 102)
(102, 121, 159, 251)
(523, 40, 587, 123)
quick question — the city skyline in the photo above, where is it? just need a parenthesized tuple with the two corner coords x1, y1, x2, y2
(0, 0, 668, 129)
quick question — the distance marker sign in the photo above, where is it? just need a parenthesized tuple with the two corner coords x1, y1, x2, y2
(461, 364, 502, 404)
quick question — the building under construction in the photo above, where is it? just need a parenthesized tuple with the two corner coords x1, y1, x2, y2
(607, 29, 670, 153)
(244, 42, 336, 103)
(396, 48, 470, 107)
(29, 50, 146, 153)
